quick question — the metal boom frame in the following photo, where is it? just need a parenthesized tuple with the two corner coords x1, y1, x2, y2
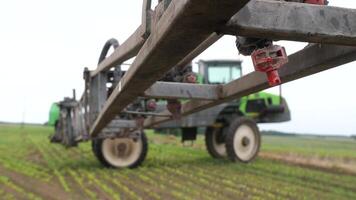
(67, 0, 356, 139)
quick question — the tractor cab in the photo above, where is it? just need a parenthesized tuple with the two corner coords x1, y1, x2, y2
(196, 60, 290, 123)
(197, 60, 242, 84)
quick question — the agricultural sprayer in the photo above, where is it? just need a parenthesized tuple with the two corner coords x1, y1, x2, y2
(48, 0, 356, 168)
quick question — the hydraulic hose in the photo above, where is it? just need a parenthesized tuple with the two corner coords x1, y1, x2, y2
(98, 38, 119, 65)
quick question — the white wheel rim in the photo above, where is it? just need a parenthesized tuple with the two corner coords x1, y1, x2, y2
(233, 124, 258, 162)
(102, 137, 142, 168)
(212, 128, 226, 156)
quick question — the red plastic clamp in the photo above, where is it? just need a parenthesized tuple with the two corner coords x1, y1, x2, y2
(304, 0, 326, 5)
(251, 45, 288, 86)
(183, 73, 197, 84)
(146, 99, 157, 111)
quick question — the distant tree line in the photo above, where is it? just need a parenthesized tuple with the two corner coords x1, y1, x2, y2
(261, 130, 297, 137)
(351, 135, 356, 140)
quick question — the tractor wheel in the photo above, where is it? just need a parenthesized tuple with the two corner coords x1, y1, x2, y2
(225, 117, 261, 163)
(91, 139, 100, 159)
(205, 127, 227, 158)
(92, 131, 148, 168)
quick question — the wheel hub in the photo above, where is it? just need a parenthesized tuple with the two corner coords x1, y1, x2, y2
(117, 143, 128, 157)
(241, 137, 250, 147)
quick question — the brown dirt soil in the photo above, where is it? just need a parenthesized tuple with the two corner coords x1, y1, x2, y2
(149, 134, 179, 145)
(124, 172, 176, 200)
(160, 166, 246, 199)
(26, 148, 47, 166)
(0, 166, 78, 200)
(80, 173, 117, 200)
(112, 173, 160, 199)
(260, 152, 356, 175)
(0, 183, 27, 200)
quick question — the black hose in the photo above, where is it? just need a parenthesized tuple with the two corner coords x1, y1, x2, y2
(98, 38, 119, 65)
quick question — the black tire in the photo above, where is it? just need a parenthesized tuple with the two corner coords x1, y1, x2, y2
(92, 131, 148, 169)
(205, 127, 227, 158)
(91, 139, 100, 159)
(50, 121, 62, 143)
(225, 117, 261, 163)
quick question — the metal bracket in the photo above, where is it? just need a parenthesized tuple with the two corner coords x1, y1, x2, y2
(142, 0, 153, 39)
(89, 71, 107, 123)
(142, 0, 173, 39)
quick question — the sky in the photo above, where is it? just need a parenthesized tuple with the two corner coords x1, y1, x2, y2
(0, 0, 356, 136)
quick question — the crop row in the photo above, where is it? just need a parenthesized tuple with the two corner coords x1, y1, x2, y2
(0, 175, 41, 200)
(1, 125, 356, 200)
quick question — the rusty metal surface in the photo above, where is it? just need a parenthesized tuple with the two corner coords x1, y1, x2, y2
(144, 81, 221, 100)
(222, 0, 356, 46)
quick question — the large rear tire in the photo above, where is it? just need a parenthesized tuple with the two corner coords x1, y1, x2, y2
(225, 118, 261, 163)
(205, 127, 227, 158)
(92, 131, 148, 168)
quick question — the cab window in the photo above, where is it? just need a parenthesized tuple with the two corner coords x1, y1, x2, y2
(207, 64, 242, 84)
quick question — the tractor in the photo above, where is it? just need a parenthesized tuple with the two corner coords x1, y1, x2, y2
(153, 60, 290, 161)
(49, 59, 290, 167)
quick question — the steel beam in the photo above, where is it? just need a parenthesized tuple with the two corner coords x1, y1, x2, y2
(106, 119, 138, 129)
(222, 0, 356, 46)
(176, 33, 222, 70)
(144, 44, 356, 127)
(144, 82, 221, 100)
(90, 0, 251, 136)
(122, 111, 171, 117)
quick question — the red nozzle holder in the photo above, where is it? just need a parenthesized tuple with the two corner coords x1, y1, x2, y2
(304, 0, 326, 5)
(267, 70, 281, 86)
(184, 73, 197, 83)
(146, 100, 157, 111)
(251, 45, 288, 86)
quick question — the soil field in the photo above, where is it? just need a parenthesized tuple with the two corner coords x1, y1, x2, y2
(0, 124, 355, 200)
